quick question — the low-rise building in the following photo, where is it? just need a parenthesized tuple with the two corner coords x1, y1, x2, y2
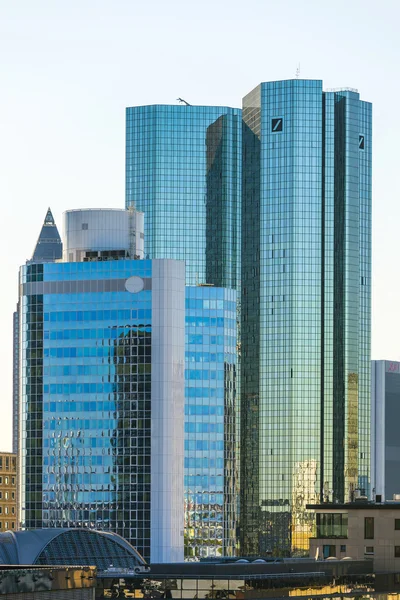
(308, 501, 400, 571)
(0, 452, 17, 532)
(0, 566, 96, 599)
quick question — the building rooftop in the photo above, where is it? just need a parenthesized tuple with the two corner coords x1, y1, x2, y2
(307, 502, 400, 510)
(0, 529, 145, 572)
(30, 208, 62, 263)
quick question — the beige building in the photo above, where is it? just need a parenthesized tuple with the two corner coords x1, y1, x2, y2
(0, 453, 17, 532)
(308, 501, 400, 572)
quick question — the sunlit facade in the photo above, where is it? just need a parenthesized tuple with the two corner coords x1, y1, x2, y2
(241, 80, 372, 555)
(125, 104, 241, 289)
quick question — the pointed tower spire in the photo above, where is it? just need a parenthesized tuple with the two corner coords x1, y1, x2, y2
(44, 207, 55, 225)
(30, 207, 62, 263)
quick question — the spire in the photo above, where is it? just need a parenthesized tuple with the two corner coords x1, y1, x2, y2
(30, 207, 62, 263)
(44, 207, 55, 226)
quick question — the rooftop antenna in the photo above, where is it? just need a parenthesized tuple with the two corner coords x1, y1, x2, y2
(295, 64, 301, 78)
(177, 97, 191, 106)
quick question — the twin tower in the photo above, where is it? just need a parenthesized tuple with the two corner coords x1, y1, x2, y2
(17, 79, 372, 560)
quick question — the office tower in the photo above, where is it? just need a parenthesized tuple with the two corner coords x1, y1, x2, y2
(241, 80, 372, 555)
(0, 453, 17, 532)
(30, 208, 62, 263)
(125, 104, 241, 556)
(19, 208, 185, 563)
(14, 209, 63, 457)
(185, 286, 237, 558)
(12, 310, 19, 455)
(371, 360, 400, 501)
(125, 104, 241, 288)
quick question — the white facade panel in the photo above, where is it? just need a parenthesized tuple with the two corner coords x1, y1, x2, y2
(62, 208, 144, 261)
(150, 259, 185, 563)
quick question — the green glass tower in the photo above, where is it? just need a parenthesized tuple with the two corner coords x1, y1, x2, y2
(125, 104, 241, 289)
(240, 80, 371, 556)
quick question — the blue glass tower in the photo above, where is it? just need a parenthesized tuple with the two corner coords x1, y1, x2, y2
(125, 105, 241, 289)
(126, 104, 241, 556)
(241, 80, 372, 555)
(19, 208, 238, 562)
(185, 286, 237, 558)
(19, 209, 186, 564)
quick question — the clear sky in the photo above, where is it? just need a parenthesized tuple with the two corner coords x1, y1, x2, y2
(0, 0, 398, 450)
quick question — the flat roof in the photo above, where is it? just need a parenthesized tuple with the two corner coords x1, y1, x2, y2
(307, 502, 400, 510)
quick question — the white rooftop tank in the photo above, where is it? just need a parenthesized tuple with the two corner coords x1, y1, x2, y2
(62, 208, 144, 262)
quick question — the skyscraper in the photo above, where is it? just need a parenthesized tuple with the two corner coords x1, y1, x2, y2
(19, 208, 185, 563)
(125, 104, 241, 288)
(185, 286, 237, 558)
(371, 360, 400, 502)
(19, 207, 238, 561)
(125, 103, 241, 557)
(241, 80, 372, 555)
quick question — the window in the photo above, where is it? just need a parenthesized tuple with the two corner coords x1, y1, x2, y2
(11, 508, 15, 515)
(5, 477, 8, 485)
(11, 493, 14, 500)
(11, 522, 15, 530)
(316, 513, 348, 538)
(323, 545, 336, 558)
(5, 522, 8, 530)
(394, 573, 400, 584)
(365, 546, 374, 555)
(5, 507, 9, 515)
(395, 547, 400, 558)
(5, 492, 8, 500)
(365, 517, 374, 539)
(340, 545, 346, 553)
(395, 519, 400, 531)
(11, 478, 15, 486)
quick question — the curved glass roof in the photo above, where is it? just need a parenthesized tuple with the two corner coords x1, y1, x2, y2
(0, 529, 145, 572)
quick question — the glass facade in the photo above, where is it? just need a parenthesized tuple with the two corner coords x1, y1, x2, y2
(19, 256, 237, 561)
(241, 80, 372, 556)
(125, 105, 241, 289)
(20, 259, 154, 560)
(185, 286, 237, 558)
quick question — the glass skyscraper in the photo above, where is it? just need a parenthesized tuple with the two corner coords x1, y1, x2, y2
(185, 286, 237, 558)
(125, 104, 241, 288)
(241, 80, 372, 555)
(19, 208, 238, 561)
(125, 104, 241, 557)
(19, 209, 186, 564)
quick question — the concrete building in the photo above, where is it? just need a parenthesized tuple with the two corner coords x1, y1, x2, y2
(372, 360, 400, 501)
(0, 452, 17, 532)
(308, 501, 400, 572)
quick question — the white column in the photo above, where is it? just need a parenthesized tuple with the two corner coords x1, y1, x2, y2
(150, 259, 185, 563)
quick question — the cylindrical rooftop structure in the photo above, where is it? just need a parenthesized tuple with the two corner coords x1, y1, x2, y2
(62, 208, 144, 262)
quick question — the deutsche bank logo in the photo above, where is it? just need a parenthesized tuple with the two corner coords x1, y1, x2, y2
(359, 135, 365, 150)
(271, 118, 283, 133)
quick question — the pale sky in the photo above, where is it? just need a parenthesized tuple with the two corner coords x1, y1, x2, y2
(0, 0, 398, 450)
